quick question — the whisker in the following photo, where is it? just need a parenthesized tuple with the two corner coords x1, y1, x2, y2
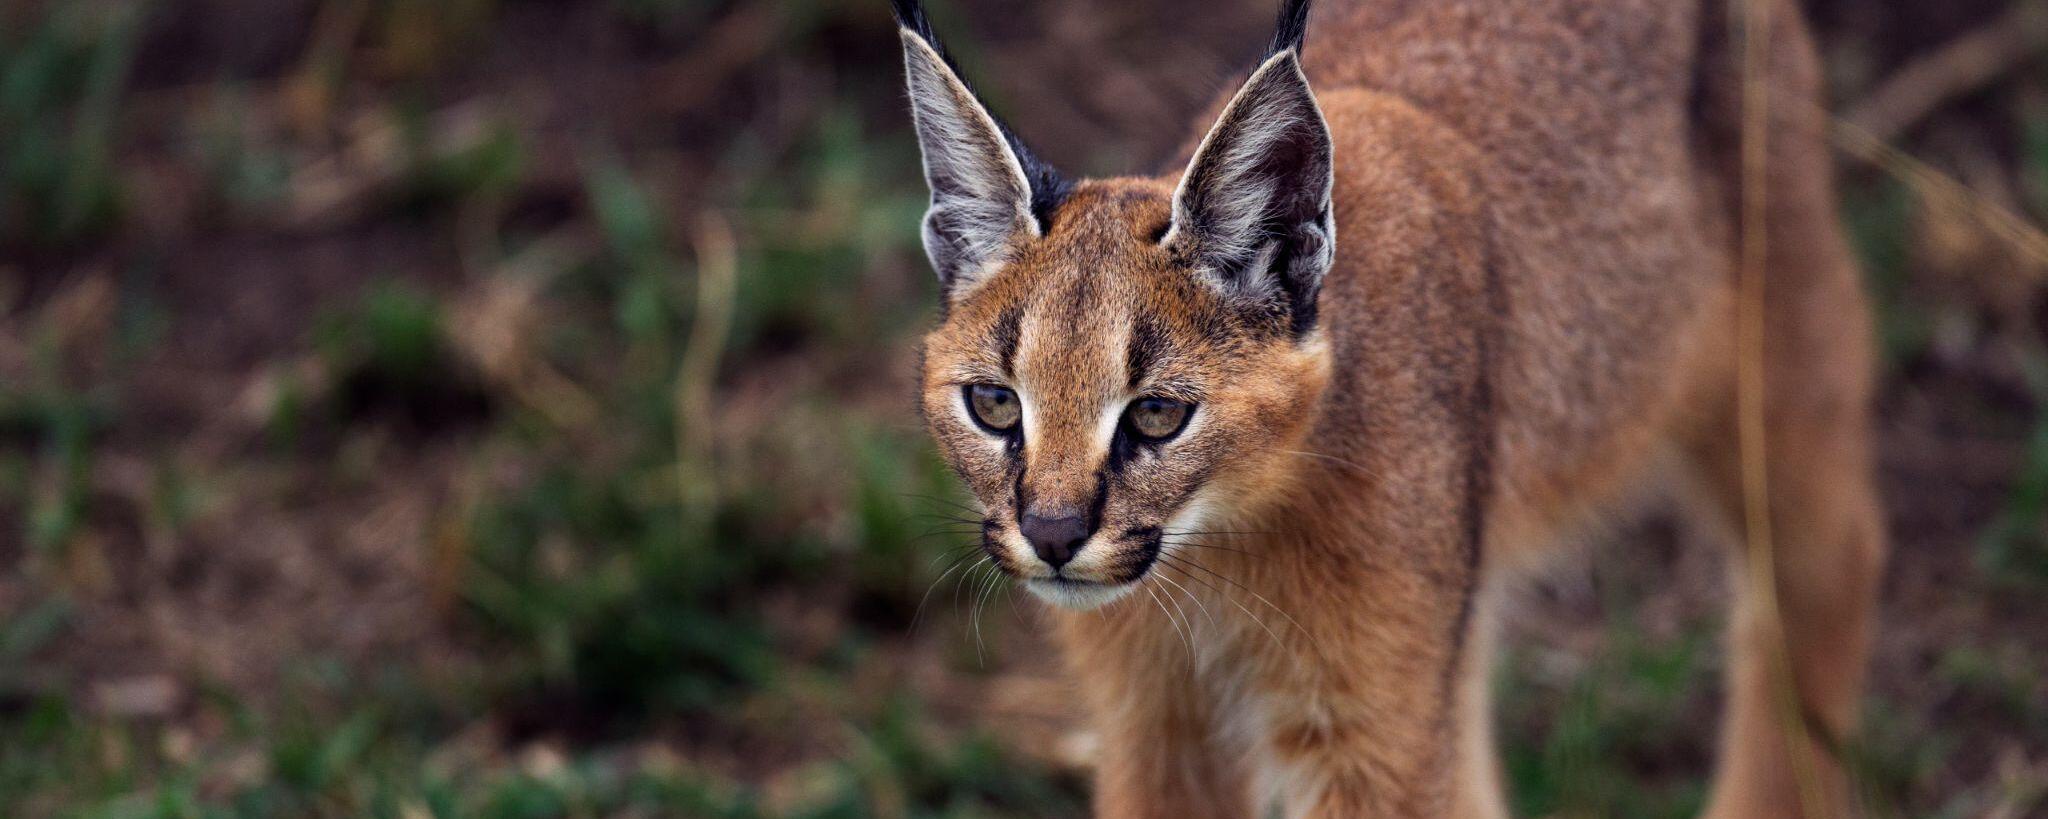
(910, 525, 985, 535)
(924, 542, 986, 565)
(966, 563, 990, 662)
(923, 546, 987, 574)
(901, 493, 985, 516)
(1280, 449, 1384, 481)
(971, 561, 1006, 664)
(1154, 556, 1288, 657)
(905, 509, 984, 520)
(1158, 551, 1328, 666)
(1158, 540, 1256, 557)
(922, 544, 977, 572)
(1159, 577, 1198, 639)
(1143, 582, 1194, 656)
(905, 513, 986, 526)
(912, 550, 985, 632)
(1153, 569, 1215, 628)
(956, 557, 993, 612)
(985, 567, 1012, 649)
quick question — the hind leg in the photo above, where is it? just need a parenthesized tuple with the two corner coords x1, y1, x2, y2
(1688, 185, 1887, 818)
(1684, 230, 1885, 818)
(1685, 1, 1888, 814)
(1689, 392, 1885, 819)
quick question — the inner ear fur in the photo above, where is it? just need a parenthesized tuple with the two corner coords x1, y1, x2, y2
(893, 1, 1068, 301)
(1167, 49, 1335, 334)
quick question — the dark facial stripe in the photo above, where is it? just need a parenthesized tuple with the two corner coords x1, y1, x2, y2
(1061, 265, 1094, 332)
(1011, 458, 1030, 525)
(1084, 469, 1109, 535)
(1126, 316, 1166, 390)
(993, 305, 1023, 377)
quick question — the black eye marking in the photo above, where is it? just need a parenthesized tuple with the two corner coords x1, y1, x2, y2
(1106, 423, 1135, 475)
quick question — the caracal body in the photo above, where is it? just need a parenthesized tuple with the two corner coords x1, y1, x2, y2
(893, 0, 1883, 815)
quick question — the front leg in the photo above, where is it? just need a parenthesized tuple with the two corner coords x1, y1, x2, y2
(1055, 609, 1250, 819)
(1238, 519, 1482, 818)
(1094, 696, 1248, 819)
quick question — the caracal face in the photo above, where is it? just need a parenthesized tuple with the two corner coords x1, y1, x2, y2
(893, 4, 1338, 609)
(919, 179, 1330, 609)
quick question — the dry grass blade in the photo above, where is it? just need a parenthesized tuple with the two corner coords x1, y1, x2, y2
(1841, 0, 2048, 144)
(1829, 116, 2048, 274)
(449, 228, 606, 429)
(1738, 0, 1826, 814)
(283, 0, 371, 133)
(677, 213, 738, 527)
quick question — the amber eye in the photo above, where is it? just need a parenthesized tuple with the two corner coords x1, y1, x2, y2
(965, 384, 1021, 432)
(1125, 396, 1192, 441)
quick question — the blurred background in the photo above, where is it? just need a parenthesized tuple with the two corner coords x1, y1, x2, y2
(0, 0, 2045, 816)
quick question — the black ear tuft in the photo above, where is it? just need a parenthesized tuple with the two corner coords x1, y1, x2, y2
(1006, 135, 1071, 228)
(894, 0, 1073, 298)
(1267, 0, 1313, 57)
(890, 0, 940, 53)
(890, 0, 1069, 251)
(1167, 48, 1333, 337)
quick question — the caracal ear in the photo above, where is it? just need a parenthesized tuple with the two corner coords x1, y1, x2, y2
(1166, 20, 1333, 336)
(893, 0, 1065, 302)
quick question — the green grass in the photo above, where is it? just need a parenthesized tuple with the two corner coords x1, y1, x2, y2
(0, 9, 1054, 804)
(0, 663, 1078, 818)
(1978, 414, 2048, 587)
(9, 325, 115, 556)
(1841, 176, 1927, 368)
(1501, 622, 1716, 819)
(0, 2, 141, 248)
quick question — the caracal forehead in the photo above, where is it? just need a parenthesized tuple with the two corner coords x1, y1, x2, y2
(955, 179, 1211, 393)
(971, 182, 1165, 446)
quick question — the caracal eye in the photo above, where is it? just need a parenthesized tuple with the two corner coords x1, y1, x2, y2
(1126, 397, 1193, 441)
(965, 384, 1022, 432)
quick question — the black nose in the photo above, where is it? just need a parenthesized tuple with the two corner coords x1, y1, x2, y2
(1020, 514, 1090, 569)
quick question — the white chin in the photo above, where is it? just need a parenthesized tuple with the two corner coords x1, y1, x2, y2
(1024, 577, 1138, 610)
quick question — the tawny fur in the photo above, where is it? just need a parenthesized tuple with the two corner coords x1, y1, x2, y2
(905, 0, 1885, 816)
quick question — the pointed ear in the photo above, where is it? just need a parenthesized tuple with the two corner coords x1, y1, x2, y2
(1166, 47, 1334, 335)
(894, 2, 1064, 299)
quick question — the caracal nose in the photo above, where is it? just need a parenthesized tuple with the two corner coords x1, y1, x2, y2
(1020, 514, 1090, 569)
